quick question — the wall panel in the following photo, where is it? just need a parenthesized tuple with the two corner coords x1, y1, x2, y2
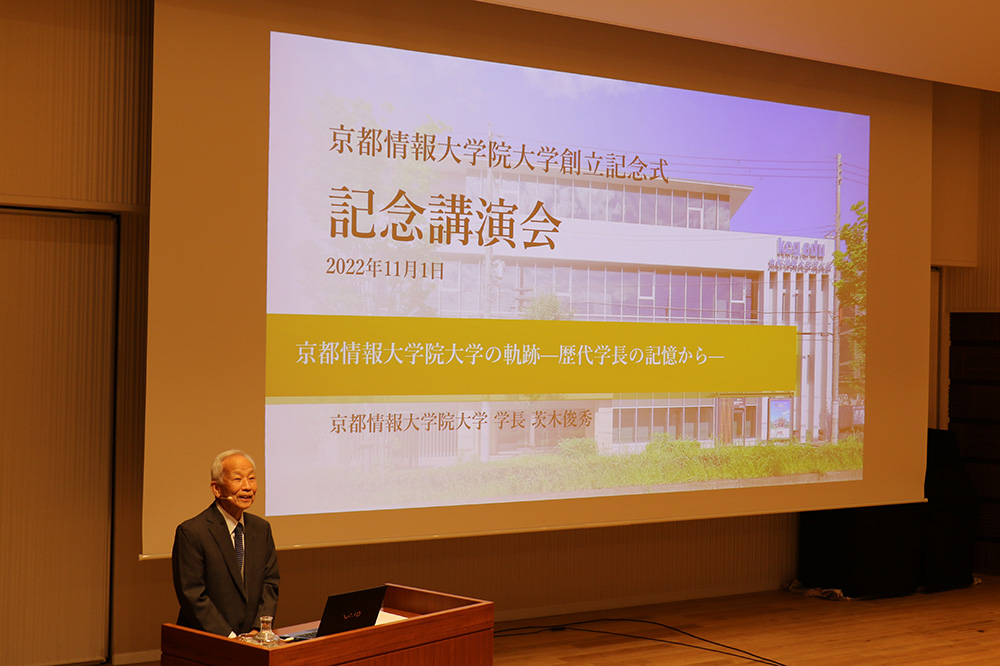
(945, 92, 1000, 310)
(931, 83, 980, 268)
(0, 0, 150, 208)
(0, 210, 117, 665)
(275, 513, 798, 626)
(0, 1, 155, 663)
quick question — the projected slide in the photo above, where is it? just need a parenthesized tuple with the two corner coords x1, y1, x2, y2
(265, 32, 869, 516)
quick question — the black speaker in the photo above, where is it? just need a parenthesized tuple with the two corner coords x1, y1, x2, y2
(797, 429, 977, 597)
(798, 503, 922, 598)
(920, 428, 977, 592)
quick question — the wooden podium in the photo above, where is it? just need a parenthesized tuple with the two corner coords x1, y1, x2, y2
(161, 584, 494, 666)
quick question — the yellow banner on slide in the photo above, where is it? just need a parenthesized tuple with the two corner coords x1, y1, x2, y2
(265, 314, 797, 398)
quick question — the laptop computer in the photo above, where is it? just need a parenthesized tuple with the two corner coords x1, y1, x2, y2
(283, 585, 388, 641)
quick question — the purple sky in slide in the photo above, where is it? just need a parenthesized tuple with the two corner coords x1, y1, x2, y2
(272, 32, 870, 239)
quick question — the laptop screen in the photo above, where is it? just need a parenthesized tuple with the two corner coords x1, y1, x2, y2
(315, 585, 388, 637)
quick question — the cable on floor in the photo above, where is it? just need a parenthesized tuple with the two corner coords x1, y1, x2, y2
(495, 617, 787, 666)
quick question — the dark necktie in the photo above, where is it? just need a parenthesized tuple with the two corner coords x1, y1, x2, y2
(234, 523, 244, 574)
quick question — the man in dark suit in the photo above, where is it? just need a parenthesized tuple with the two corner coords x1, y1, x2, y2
(172, 449, 279, 636)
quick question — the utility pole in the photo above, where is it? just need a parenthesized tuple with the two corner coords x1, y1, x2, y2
(483, 123, 495, 319)
(481, 123, 496, 460)
(831, 153, 842, 443)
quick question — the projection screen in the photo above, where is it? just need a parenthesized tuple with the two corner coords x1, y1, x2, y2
(144, 0, 929, 557)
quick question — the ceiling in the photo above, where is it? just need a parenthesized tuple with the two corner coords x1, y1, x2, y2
(477, 0, 1000, 92)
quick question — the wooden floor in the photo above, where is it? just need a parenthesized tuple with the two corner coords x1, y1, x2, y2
(137, 576, 1000, 665)
(492, 575, 1000, 666)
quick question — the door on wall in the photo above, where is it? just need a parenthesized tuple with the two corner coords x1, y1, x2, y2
(0, 209, 117, 665)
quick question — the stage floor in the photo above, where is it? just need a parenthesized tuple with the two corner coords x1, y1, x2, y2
(137, 575, 1000, 665)
(493, 574, 1000, 665)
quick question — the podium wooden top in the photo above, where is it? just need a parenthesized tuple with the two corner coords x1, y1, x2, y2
(161, 584, 494, 666)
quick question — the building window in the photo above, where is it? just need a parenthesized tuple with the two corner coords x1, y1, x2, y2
(704, 194, 718, 230)
(684, 408, 698, 440)
(687, 192, 704, 229)
(700, 407, 713, 440)
(640, 187, 657, 225)
(608, 183, 624, 222)
(719, 195, 731, 230)
(672, 191, 687, 227)
(624, 185, 640, 224)
(474, 172, 738, 232)
(438, 258, 759, 325)
(656, 190, 672, 226)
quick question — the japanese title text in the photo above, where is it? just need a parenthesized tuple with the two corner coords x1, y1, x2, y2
(297, 340, 721, 367)
(330, 409, 594, 433)
(330, 186, 561, 250)
(328, 124, 671, 184)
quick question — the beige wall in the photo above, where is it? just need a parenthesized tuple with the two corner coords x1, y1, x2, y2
(0, 1, 987, 663)
(936, 92, 1000, 428)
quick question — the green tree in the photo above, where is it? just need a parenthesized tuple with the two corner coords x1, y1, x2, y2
(833, 201, 867, 402)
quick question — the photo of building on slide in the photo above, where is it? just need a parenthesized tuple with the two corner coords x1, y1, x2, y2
(264, 32, 869, 515)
